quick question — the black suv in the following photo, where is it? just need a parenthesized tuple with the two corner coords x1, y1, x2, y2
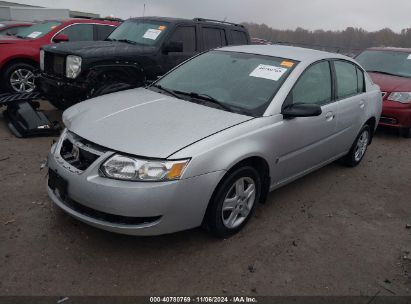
(37, 17, 250, 109)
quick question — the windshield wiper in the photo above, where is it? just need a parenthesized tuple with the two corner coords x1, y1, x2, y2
(172, 90, 233, 112)
(150, 84, 181, 99)
(116, 39, 137, 45)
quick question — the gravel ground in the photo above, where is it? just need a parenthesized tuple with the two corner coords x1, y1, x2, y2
(0, 103, 410, 296)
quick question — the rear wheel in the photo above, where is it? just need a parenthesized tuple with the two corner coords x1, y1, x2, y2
(206, 166, 261, 238)
(341, 125, 371, 167)
(2, 62, 36, 93)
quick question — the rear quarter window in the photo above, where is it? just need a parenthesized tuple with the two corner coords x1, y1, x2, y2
(230, 30, 248, 45)
(95, 24, 116, 40)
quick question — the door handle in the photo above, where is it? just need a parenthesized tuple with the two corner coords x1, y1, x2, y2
(360, 100, 365, 109)
(325, 111, 335, 121)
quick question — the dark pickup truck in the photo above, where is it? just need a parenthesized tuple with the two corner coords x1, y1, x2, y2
(37, 17, 251, 109)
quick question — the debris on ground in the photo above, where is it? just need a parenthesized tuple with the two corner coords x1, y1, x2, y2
(248, 265, 256, 273)
(4, 219, 15, 225)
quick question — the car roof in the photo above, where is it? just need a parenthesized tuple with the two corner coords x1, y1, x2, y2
(38, 18, 119, 25)
(218, 44, 351, 63)
(128, 16, 245, 29)
(366, 47, 411, 53)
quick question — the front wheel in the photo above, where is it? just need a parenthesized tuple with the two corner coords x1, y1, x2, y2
(205, 166, 261, 238)
(2, 62, 36, 93)
(341, 125, 371, 167)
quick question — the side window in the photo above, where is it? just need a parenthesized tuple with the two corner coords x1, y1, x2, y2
(288, 61, 332, 105)
(60, 24, 94, 41)
(334, 60, 360, 99)
(168, 26, 196, 52)
(356, 67, 365, 93)
(230, 30, 248, 45)
(95, 25, 115, 40)
(202, 27, 227, 50)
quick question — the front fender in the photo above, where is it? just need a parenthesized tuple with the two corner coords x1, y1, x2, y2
(170, 116, 282, 181)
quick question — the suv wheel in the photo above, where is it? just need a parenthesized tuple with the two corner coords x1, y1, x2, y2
(2, 62, 36, 93)
(206, 166, 261, 238)
(341, 125, 371, 167)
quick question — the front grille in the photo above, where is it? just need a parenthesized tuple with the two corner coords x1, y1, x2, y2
(380, 116, 398, 125)
(63, 197, 162, 225)
(59, 132, 106, 171)
(44, 51, 66, 76)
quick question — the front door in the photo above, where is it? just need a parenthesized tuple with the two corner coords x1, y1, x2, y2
(275, 60, 340, 183)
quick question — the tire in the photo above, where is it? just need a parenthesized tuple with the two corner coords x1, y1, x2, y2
(1, 62, 36, 93)
(205, 166, 261, 238)
(341, 125, 371, 167)
(400, 127, 411, 138)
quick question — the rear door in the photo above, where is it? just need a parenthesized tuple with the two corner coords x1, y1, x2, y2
(332, 60, 367, 154)
(200, 26, 227, 51)
(276, 60, 340, 182)
(161, 24, 198, 73)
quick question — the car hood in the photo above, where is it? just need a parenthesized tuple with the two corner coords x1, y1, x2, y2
(44, 40, 156, 59)
(368, 72, 411, 92)
(63, 88, 252, 158)
(0, 36, 26, 45)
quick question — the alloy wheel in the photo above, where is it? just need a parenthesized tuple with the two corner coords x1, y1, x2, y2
(354, 129, 369, 162)
(221, 177, 256, 229)
(10, 68, 35, 93)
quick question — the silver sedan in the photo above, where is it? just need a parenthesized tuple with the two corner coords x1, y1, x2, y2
(47, 45, 382, 238)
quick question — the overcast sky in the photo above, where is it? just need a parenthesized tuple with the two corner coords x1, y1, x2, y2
(14, 0, 411, 32)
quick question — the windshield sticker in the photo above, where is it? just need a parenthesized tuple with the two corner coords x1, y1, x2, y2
(249, 64, 288, 81)
(280, 61, 294, 68)
(158, 25, 167, 30)
(407, 54, 411, 60)
(143, 28, 162, 40)
(27, 31, 42, 38)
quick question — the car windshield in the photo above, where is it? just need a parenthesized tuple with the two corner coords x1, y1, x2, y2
(16, 21, 61, 39)
(356, 50, 411, 78)
(107, 20, 169, 46)
(153, 50, 297, 116)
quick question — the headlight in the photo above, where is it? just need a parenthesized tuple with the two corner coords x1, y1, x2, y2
(101, 154, 190, 181)
(387, 92, 411, 104)
(39, 49, 45, 71)
(66, 55, 82, 79)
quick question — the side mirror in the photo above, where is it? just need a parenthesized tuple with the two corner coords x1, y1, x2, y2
(282, 104, 322, 119)
(53, 33, 69, 43)
(162, 41, 183, 54)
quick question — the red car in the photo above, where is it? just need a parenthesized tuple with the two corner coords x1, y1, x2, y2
(0, 18, 120, 93)
(0, 21, 34, 36)
(356, 47, 411, 137)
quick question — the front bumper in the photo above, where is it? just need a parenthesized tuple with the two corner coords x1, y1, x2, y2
(36, 73, 89, 104)
(46, 137, 225, 236)
(379, 101, 411, 129)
